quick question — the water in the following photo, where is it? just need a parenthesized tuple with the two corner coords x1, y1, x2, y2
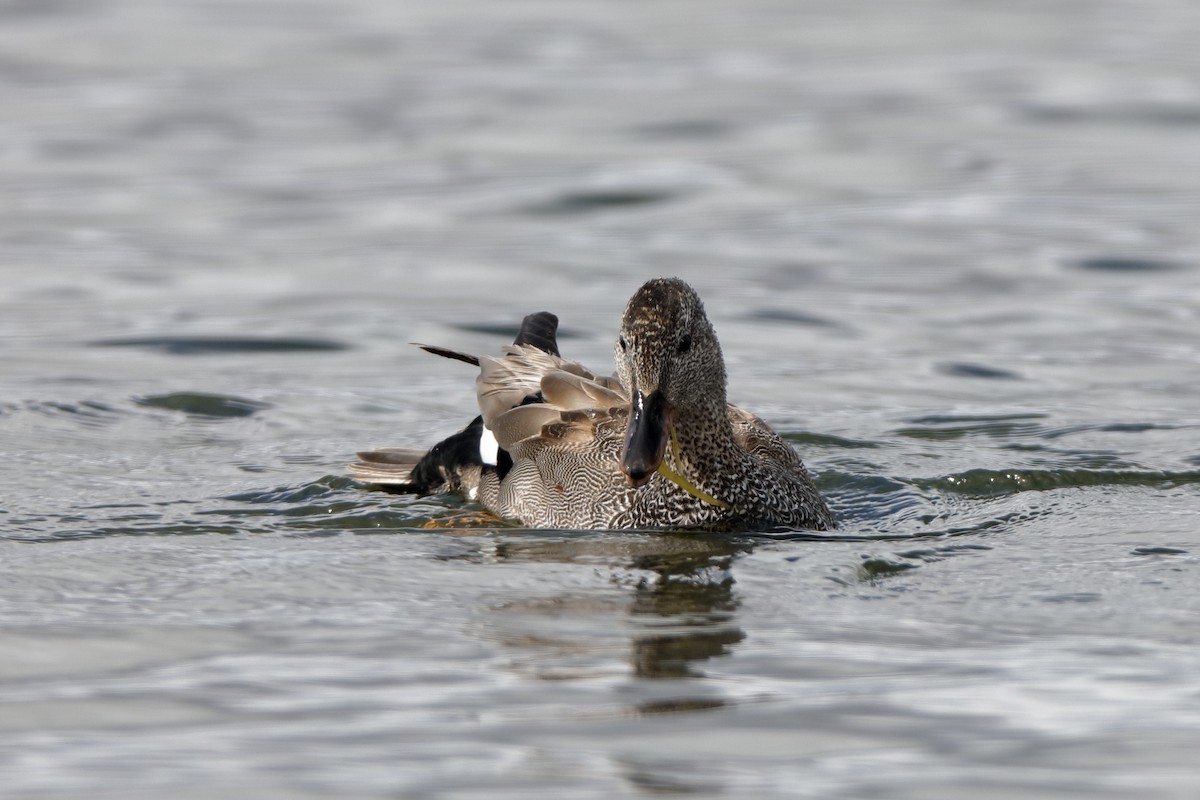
(2, 0, 1199, 797)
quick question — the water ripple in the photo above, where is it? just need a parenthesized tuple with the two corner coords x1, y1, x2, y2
(90, 336, 349, 354)
(136, 392, 270, 418)
(916, 467, 1200, 497)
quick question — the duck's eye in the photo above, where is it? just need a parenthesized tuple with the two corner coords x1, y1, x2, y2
(618, 336, 627, 352)
(677, 333, 692, 354)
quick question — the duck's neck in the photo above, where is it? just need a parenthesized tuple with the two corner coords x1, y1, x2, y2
(669, 399, 742, 495)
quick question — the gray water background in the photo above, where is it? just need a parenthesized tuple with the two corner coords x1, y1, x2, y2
(2, 0, 1200, 797)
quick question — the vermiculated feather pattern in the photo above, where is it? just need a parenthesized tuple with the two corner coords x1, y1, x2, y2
(349, 278, 834, 532)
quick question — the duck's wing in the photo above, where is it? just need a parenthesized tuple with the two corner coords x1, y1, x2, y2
(477, 346, 561, 427)
(727, 404, 808, 473)
(490, 369, 628, 455)
(349, 311, 620, 501)
(476, 346, 614, 428)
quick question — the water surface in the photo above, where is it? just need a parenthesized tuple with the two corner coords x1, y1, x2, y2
(2, 1, 1199, 798)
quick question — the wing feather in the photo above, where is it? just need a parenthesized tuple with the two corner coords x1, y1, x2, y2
(490, 404, 564, 450)
(540, 370, 626, 412)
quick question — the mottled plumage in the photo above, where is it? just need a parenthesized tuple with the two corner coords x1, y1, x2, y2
(349, 278, 835, 531)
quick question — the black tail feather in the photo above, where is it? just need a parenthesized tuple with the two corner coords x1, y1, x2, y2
(415, 344, 480, 366)
(415, 311, 558, 366)
(514, 312, 559, 356)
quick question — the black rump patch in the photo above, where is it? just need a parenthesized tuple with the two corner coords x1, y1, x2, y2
(407, 311, 558, 495)
(407, 415, 486, 494)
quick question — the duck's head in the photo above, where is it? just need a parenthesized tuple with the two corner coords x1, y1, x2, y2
(615, 278, 727, 488)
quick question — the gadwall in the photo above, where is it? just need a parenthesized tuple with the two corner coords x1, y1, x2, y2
(350, 278, 835, 531)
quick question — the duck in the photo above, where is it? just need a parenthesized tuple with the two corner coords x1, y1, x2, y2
(349, 278, 835, 532)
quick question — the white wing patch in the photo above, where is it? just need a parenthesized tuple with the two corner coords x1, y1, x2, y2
(479, 425, 499, 466)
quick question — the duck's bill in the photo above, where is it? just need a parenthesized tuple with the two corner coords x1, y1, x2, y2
(621, 389, 671, 487)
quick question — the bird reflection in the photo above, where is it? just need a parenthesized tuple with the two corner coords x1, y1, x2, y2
(463, 530, 752, 685)
(626, 543, 746, 679)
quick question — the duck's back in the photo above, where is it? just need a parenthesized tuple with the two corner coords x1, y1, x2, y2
(728, 420, 836, 531)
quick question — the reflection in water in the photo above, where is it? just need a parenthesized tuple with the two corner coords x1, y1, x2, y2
(471, 531, 751, 691)
(626, 541, 746, 680)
